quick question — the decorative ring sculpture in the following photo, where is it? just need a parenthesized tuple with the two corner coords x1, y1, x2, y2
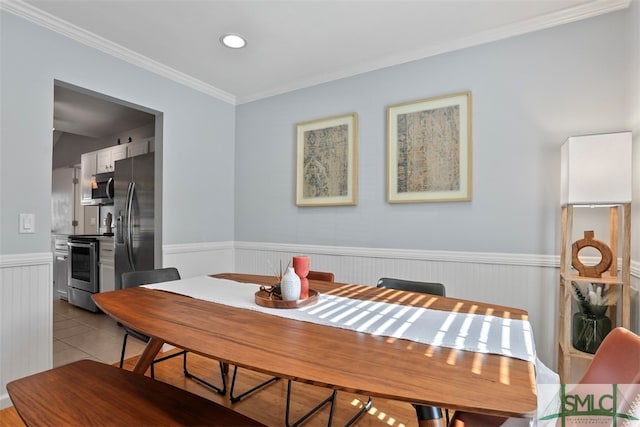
(571, 230, 612, 278)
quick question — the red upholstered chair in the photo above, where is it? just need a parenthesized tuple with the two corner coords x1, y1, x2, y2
(448, 327, 640, 427)
(307, 270, 335, 282)
(448, 413, 507, 427)
(579, 327, 640, 384)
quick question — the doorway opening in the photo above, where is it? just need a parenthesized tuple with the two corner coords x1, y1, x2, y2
(51, 80, 163, 366)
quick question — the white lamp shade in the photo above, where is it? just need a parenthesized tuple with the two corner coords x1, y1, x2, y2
(560, 131, 632, 205)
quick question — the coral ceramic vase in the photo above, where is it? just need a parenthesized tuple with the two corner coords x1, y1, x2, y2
(280, 267, 301, 301)
(293, 256, 310, 299)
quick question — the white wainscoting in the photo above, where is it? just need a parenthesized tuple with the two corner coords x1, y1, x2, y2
(0, 253, 52, 409)
(234, 241, 640, 373)
(162, 241, 234, 279)
(234, 241, 560, 369)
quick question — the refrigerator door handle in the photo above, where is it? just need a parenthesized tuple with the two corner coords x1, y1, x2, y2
(125, 182, 136, 271)
(116, 216, 124, 244)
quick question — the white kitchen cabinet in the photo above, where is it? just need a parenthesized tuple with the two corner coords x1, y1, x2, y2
(99, 238, 115, 293)
(52, 235, 69, 300)
(80, 151, 97, 205)
(96, 145, 127, 173)
(96, 150, 111, 174)
(81, 140, 152, 205)
(126, 140, 149, 157)
(112, 145, 128, 165)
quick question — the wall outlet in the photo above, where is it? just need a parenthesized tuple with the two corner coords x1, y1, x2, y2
(19, 213, 35, 233)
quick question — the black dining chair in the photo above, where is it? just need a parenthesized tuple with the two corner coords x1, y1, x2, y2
(229, 270, 369, 427)
(376, 277, 448, 427)
(228, 271, 339, 405)
(283, 271, 372, 427)
(119, 267, 226, 395)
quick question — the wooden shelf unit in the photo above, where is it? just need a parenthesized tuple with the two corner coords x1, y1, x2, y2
(557, 203, 631, 382)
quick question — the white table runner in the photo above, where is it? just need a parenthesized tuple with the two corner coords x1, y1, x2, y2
(143, 275, 536, 363)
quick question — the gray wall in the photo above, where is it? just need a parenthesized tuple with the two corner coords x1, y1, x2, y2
(235, 5, 639, 258)
(2, 4, 637, 258)
(52, 134, 101, 169)
(0, 10, 236, 254)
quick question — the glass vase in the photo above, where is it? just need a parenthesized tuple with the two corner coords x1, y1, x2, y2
(572, 306, 611, 354)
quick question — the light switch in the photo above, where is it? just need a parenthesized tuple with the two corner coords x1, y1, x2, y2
(19, 213, 35, 233)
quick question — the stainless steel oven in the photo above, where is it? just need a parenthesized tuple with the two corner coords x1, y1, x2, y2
(68, 236, 100, 312)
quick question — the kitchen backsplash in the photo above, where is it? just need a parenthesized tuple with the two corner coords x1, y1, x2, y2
(99, 205, 115, 235)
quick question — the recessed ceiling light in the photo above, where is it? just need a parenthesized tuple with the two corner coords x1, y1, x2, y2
(220, 34, 247, 49)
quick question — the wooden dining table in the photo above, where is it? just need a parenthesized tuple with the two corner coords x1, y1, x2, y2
(92, 273, 537, 420)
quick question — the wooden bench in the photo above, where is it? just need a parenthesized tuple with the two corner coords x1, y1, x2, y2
(7, 359, 264, 426)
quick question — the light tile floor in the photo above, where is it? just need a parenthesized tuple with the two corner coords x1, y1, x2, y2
(53, 298, 146, 367)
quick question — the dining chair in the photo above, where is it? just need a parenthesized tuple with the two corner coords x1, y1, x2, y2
(229, 269, 354, 427)
(119, 267, 226, 395)
(307, 270, 335, 282)
(283, 269, 363, 427)
(228, 273, 335, 403)
(448, 327, 640, 426)
(228, 270, 337, 403)
(377, 277, 448, 427)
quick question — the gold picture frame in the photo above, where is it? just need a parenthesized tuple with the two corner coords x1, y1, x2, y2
(387, 91, 472, 203)
(296, 113, 358, 206)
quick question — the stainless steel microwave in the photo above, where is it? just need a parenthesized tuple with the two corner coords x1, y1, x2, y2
(91, 172, 114, 205)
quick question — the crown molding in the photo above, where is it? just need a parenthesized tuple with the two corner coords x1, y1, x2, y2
(1, 0, 630, 105)
(235, 0, 631, 104)
(0, 0, 236, 105)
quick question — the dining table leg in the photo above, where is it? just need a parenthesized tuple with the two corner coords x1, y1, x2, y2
(132, 337, 165, 374)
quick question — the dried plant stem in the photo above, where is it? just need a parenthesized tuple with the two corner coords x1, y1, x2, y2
(571, 282, 593, 316)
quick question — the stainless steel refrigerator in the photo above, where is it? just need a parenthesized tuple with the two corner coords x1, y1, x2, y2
(114, 152, 155, 289)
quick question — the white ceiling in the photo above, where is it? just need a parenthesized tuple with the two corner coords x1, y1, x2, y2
(10, 0, 630, 105)
(53, 84, 155, 138)
(3, 0, 630, 139)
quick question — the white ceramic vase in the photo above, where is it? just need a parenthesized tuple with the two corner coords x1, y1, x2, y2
(280, 267, 301, 301)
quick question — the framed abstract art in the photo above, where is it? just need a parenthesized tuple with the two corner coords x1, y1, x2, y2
(387, 91, 472, 203)
(296, 113, 358, 206)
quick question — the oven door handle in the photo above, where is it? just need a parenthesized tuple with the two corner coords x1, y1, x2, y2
(68, 241, 94, 249)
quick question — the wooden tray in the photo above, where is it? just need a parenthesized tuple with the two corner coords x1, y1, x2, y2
(254, 289, 319, 309)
